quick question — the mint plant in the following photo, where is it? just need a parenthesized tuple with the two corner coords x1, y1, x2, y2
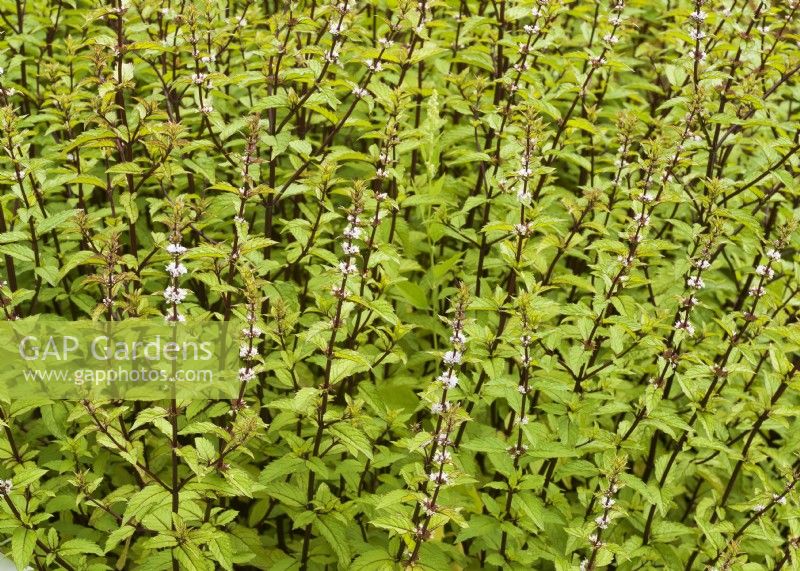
(0, 0, 799, 569)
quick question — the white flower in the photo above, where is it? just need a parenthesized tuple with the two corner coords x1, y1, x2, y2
(766, 249, 781, 261)
(242, 326, 262, 338)
(166, 262, 187, 277)
(429, 471, 450, 485)
(579, 560, 589, 571)
(633, 212, 650, 226)
(342, 243, 360, 256)
(601, 496, 616, 508)
(749, 286, 766, 298)
(687, 276, 704, 289)
(603, 33, 619, 44)
(689, 28, 706, 41)
(617, 254, 634, 268)
(239, 367, 255, 382)
(191, 73, 207, 84)
(338, 261, 358, 275)
(0, 66, 4, 76)
(378, 37, 393, 47)
(755, 265, 775, 279)
(674, 319, 695, 336)
(589, 55, 606, 68)
(753, 504, 766, 513)
(774, 493, 787, 505)
(683, 296, 699, 307)
(165, 312, 185, 323)
(163, 286, 188, 304)
(330, 22, 343, 35)
(508, 443, 529, 458)
(343, 225, 362, 240)
(239, 345, 258, 359)
(609, 15, 623, 26)
(517, 188, 532, 204)
(433, 450, 451, 464)
(517, 167, 533, 179)
(437, 370, 458, 389)
(352, 86, 368, 98)
(325, 44, 341, 63)
(420, 497, 438, 516)
(450, 330, 466, 345)
(435, 432, 451, 446)
(431, 402, 445, 414)
(199, 103, 214, 114)
(443, 350, 462, 365)
(0, 479, 12, 495)
(514, 222, 533, 237)
(366, 59, 383, 72)
(694, 259, 711, 270)
(595, 515, 610, 529)
(524, 24, 540, 34)
(690, 10, 707, 22)
(516, 415, 529, 425)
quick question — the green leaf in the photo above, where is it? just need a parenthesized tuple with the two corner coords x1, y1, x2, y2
(315, 515, 351, 568)
(107, 162, 144, 175)
(131, 406, 170, 431)
(567, 117, 599, 134)
(351, 549, 394, 571)
(37, 209, 79, 234)
(59, 250, 98, 279)
(105, 525, 136, 552)
(0, 243, 35, 262)
(263, 482, 306, 509)
(120, 192, 139, 224)
(12, 528, 37, 570)
(123, 485, 171, 524)
(328, 423, 373, 459)
(60, 538, 104, 556)
(12, 467, 48, 488)
(259, 456, 305, 484)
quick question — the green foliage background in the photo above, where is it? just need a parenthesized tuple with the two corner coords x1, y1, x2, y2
(0, 0, 799, 569)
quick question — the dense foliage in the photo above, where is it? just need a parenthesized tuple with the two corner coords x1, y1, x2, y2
(0, 0, 799, 569)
